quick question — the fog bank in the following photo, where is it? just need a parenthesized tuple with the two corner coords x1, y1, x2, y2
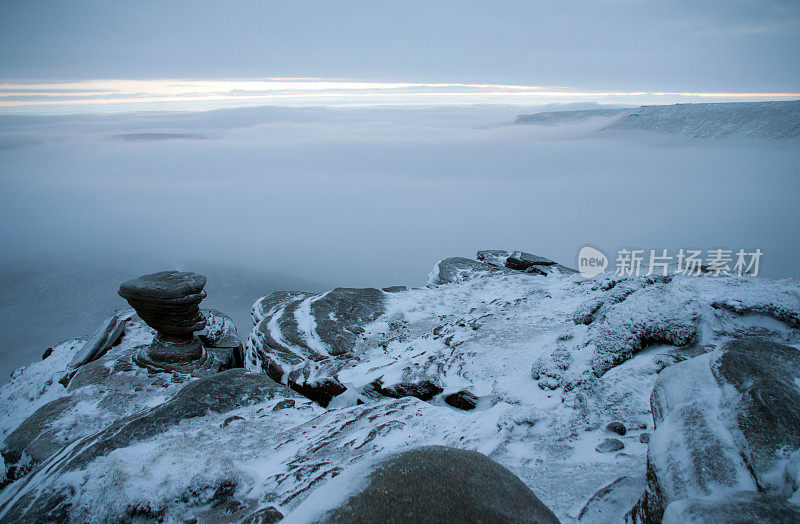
(1, 104, 798, 378)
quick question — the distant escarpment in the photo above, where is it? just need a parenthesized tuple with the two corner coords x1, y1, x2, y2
(513, 100, 800, 139)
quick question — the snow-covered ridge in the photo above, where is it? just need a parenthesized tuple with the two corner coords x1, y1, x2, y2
(1, 251, 799, 522)
(513, 100, 800, 139)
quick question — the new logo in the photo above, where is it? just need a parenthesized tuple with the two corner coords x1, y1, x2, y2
(578, 246, 608, 278)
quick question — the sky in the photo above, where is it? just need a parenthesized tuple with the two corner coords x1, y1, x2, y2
(0, 1, 799, 112)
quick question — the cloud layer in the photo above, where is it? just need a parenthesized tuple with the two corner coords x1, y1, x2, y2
(1, 79, 798, 114)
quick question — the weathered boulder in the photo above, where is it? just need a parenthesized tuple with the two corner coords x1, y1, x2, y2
(632, 339, 800, 522)
(119, 271, 213, 373)
(428, 257, 512, 286)
(118, 271, 208, 340)
(476, 249, 511, 267)
(247, 288, 385, 405)
(444, 390, 478, 410)
(429, 252, 575, 287)
(504, 251, 577, 276)
(605, 421, 626, 436)
(372, 378, 443, 401)
(713, 339, 800, 485)
(298, 446, 560, 523)
(596, 438, 624, 453)
(505, 251, 557, 271)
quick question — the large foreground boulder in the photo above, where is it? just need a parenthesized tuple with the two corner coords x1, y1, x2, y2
(632, 339, 800, 522)
(292, 446, 560, 523)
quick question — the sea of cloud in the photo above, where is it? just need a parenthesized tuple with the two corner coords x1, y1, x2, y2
(0, 103, 798, 380)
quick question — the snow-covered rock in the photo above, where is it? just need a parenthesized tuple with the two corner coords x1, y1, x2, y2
(0, 369, 304, 522)
(0, 310, 243, 489)
(1, 252, 800, 522)
(427, 256, 511, 286)
(246, 288, 385, 406)
(288, 446, 560, 523)
(631, 339, 800, 522)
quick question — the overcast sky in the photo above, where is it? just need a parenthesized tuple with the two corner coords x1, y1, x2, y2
(1, 0, 798, 94)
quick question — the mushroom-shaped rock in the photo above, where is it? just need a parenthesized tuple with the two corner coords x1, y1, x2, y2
(119, 271, 211, 371)
(119, 270, 207, 340)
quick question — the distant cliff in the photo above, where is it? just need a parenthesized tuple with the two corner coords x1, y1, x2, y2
(513, 100, 800, 139)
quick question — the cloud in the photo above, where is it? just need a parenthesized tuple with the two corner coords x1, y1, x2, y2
(0, 79, 797, 115)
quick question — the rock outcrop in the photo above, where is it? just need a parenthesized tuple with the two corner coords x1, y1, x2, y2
(2, 252, 800, 522)
(0, 280, 247, 489)
(119, 271, 213, 373)
(429, 250, 575, 286)
(0, 370, 300, 522)
(631, 339, 800, 522)
(118, 271, 208, 340)
(247, 288, 385, 406)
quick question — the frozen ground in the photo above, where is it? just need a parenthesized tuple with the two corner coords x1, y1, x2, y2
(2, 253, 798, 522)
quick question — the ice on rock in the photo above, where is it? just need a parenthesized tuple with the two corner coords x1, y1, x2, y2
(630, 339, 800, 522)
(245, 288, 384, 406)
(2, 251, 800, 522)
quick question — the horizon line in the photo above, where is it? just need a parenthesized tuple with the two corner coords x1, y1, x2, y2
(0, 78, 797, 114)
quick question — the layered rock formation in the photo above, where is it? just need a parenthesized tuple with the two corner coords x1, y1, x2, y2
(118, 271, 208, 341)
(247, 288, 385, 405)
(119, 271, 214, 373)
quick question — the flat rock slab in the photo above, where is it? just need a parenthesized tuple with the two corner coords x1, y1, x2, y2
(118, 271, 207, 300)
(506, 251, 557, 270)
(68, 312, 128, 369)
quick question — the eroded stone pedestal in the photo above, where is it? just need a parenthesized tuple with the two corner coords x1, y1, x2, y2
(119, 270, 211, 373)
